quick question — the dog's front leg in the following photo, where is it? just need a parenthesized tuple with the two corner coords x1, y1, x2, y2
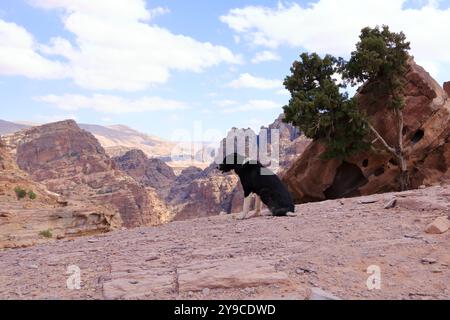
(237, 193, 252, 220)
(254, 195, 262, 217)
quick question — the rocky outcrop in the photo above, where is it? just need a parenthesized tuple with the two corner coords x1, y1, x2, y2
(113, 149, 176, 198)
(166, 167, 204, 204)
(0, 138, 122, 249)
(168, 165, 239, 221)
(11, 120, 172, 228)
(283, 60, 450, 203)
(0, 185, 448, 299)
(444, 81, 450, 96)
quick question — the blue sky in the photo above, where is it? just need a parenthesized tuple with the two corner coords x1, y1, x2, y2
(1, 0, 449, 141)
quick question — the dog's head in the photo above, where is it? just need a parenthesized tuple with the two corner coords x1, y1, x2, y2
(217, 153, 246, 173)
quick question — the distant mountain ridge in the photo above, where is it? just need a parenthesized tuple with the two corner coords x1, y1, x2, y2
(0, 120, 28, 135)
(78, 123, 175, 158)
(0, 119, 176, 159)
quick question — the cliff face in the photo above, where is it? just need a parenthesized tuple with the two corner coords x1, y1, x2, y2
(113, 149, 176, 198)
(12, 120, 172, 228)
(0, 138, 122, 249)
(167, 165, 239, 221)
(282, 59, 450, 203)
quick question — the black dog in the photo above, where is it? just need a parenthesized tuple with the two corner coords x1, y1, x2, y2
(218, 153, 295, 219)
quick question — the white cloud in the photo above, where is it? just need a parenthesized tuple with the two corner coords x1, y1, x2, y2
(223, 99, 280, 113)
(148, 6, 170, 19)
(3, 0, 242, 91)
(221, 0, 450, 79)
(251, 50, 280, 63)
(0, 19, 67, 79)
(34, 94, 189, 114)
(228, 73, 282, 90)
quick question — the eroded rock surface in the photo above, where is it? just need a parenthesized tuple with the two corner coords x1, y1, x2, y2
(0, 139, 122, 249)
(168, 165, 239, 221)
(0, 185, 447, 300)
(113, 149, 176, 198)
(9, 120, 171, 228)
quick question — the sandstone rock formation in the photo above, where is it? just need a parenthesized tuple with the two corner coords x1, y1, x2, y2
(113, 149, 176, 198)
(168, 165, 239, 221)
(283, 60, 450, 203)
(0, 185, 448, 300)
(444, 81, 450, 96)
(0, 138, 122, 249)
(10, 120, 172, 228)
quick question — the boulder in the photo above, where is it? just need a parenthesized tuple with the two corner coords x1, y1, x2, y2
(283, 59, 450, 203)
(425, 216, 449, 234)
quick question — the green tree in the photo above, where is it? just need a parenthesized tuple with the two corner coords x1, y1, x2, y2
(283, 52, 370, 159)
(343, 25, 411, 190)
(283, 25, 411, 190)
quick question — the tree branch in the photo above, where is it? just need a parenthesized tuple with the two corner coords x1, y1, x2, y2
(397, 108, 404, 153)
(368, 124, 397, 155)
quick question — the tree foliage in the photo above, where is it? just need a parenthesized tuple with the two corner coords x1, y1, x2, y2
(283, 53, 370, 158)
(283, 25, 411, 161)
(343, 25, 411, 109)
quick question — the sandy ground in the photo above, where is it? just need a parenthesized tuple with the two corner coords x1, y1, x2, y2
(0, 186, 448, 300)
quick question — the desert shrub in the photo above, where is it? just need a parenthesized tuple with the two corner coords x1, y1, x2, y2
(39, 229, 53, 238)
(14, 187, 27, 200)
(28, 191, 37, 200)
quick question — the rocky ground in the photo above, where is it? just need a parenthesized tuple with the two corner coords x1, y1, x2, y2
(0, 185, 448, 300)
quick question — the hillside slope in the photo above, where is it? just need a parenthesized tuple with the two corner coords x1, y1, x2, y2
(0, 185, 448, 300)
(0, 120, 28, 135)
(78, 123, 177, 159)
